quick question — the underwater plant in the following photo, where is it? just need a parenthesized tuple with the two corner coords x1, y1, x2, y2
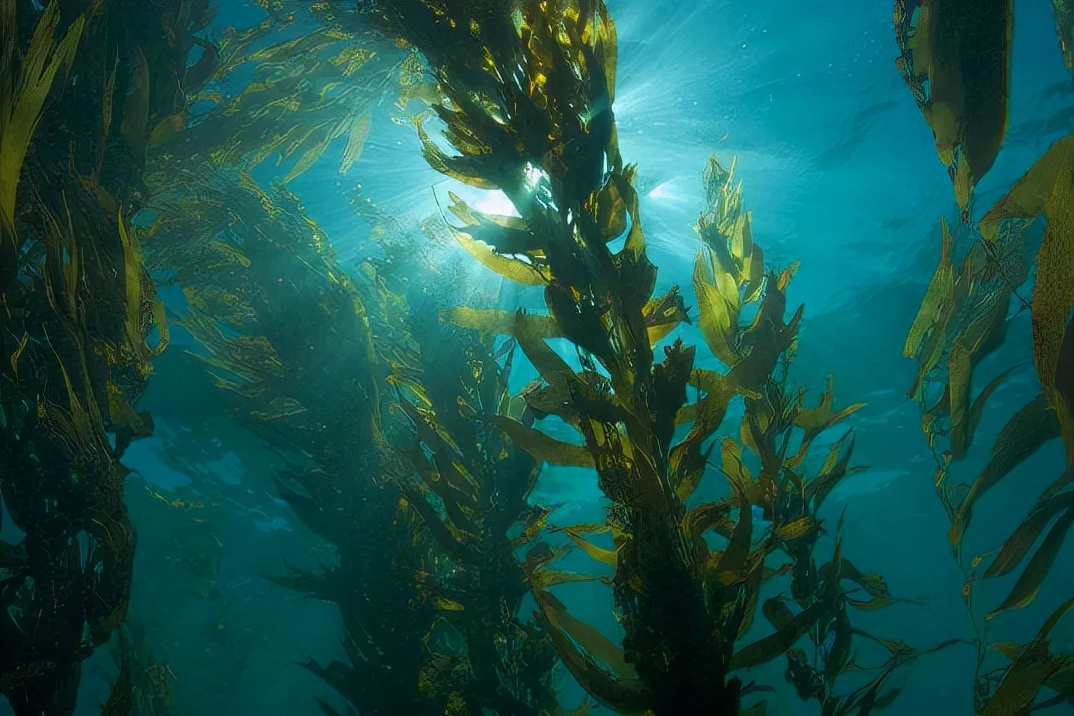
(895, 0, 1074, 712)
(0, 1, 207, 712)
(138, 15, 564, 706)
(346, 0, 951, 713)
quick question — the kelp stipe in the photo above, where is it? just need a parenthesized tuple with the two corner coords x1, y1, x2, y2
(895, 1, 1074, 712)
(1, 1, 204, 712)
(364, 1, 942, 713)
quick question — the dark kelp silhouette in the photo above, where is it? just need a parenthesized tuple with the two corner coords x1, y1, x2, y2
(1, 1, 206, 712)
(895, 0, 1074, 712)
(356, 1, 946, 713)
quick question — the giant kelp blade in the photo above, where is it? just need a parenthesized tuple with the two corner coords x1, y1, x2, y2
(893, 0, 1013, 211)
(984, 478, 1074, 579)
(534, 590, 650, 714)
(955, 365, 1017, 462)
(1059, 316, 1074, 459)
(985, 506, 1074, 620)
(949, 394, 1061, 548)
(904, 218, 954, 361)
(494, 416, 594, 467)
(1057, 0, 1074, 73)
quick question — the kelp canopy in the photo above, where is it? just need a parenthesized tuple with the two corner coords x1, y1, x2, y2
(1, 0, 1071, 715)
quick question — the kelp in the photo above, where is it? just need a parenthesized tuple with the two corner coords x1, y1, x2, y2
(143, 30, 561, 705)
(897, 3, 1073, 712)
(1055, 0, 1074, 75)
(894, 0, 1014, 217)
(388, 314, 560, 715)
(144, 157, 441, 713)
(1, 1, 200, 713)
(367, 1, 915, 713)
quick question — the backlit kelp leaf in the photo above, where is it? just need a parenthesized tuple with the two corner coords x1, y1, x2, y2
(339, 112, 371, 174)
(682, 499, 732, 556)
(983, 483, 1074, 579)
(788, 376, 866, 467)
(949, 394, 1061, 548)
(992, 645, 1074, 714)
(893, 0, 1013, 213)
(793, 376, 866, 434)
(730, 597, 828, 670)
(453, 230, 550, 284)
(0, 0, 86, 227)
(493, 416, 594, 467)
(985, 506, 1074, 620)
(905, 218, 955, 361)
(803, 431, 861, 511)
(982, 599, 1074, 715)
(978, 135, 1074, 239)
(761, 597, 795, 631)
(561, 526, 617, 568)
(716, 476, 753, 580)
(1060, 316, 1074, 459)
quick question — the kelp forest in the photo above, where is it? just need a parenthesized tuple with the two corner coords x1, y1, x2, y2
(1, 1, 1071, 715)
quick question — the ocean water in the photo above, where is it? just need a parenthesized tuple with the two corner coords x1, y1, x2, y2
(2, 1, 1071, 715)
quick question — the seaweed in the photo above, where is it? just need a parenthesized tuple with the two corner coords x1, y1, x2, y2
(1, 1, 204, 712)
(363, 1, 922, 713)
(895, 1, 1074, 712)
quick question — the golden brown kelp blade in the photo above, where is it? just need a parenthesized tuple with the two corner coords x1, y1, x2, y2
(893, 0, 1013, 214)
(981, 598, 1074, 715)
(0, 0, 85, 227)
(948, 394, 1061, 550)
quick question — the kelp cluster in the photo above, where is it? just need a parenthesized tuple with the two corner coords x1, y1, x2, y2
(357, 0, 954, 714)
(896, 1, 1073, 713)
(136, 13, 561, 713)
(1, 1, 206, 712)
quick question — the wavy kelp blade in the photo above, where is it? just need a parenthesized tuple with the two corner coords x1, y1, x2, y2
(985, 506, 1074, 620)
(534, 590, 649, 714)
(893, 0, 1013, 212)
(984, 474, 1074, 578)
(447, 307, 560, 338)
(730, 598, 827, 670)
(793, 375, 866, 434)
(982, 600, 1074, 715)
(979, 136, 1074, 237)
(560, 526, 617, 568)
(339, 112, 371, 174)
(1060, 317, 1074, 459)
(953, 365, 1017, 462)
(949, 394, 1061, 549)
(694, 252, 741, 366)
(804, 430, 861, 511)
(905, 218, 955, 362)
